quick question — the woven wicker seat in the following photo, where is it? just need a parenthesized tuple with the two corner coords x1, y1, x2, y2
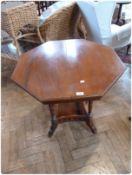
(1, 2, 43, 56)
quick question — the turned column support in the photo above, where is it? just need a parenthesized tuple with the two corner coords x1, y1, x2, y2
(48, 104, 58, 137)
(48, 100, 97, 137)
(84, 100, 97, 134)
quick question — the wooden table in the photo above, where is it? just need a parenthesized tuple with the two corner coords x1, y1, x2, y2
(11, 39, 126, 137)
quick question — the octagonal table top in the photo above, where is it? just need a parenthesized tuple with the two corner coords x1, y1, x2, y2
(11, 39, 126, 104)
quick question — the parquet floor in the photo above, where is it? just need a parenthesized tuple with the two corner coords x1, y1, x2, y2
(1, 65, 131, 174)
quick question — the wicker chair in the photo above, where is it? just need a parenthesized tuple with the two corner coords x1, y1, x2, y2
(1, 2, 43, 56)
(39, 2, 80, 42)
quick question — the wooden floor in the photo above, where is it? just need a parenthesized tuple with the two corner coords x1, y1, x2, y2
(1, 65, 131, 174)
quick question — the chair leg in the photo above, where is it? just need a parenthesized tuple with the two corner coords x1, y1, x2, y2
(126, 44, 131, 55)
(13, 38, 21, 56)
(37, 28, 44, 43)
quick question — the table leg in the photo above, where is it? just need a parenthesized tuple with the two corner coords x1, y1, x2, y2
(48, 104, 58, 137)
(48, 101, 97, 137)
(85, 100, 97, 134)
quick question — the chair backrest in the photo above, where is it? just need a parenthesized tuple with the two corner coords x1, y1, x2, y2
(1, 2, 39, 37)
(77, 1, 116, 44)
(39, 2, 78, 41)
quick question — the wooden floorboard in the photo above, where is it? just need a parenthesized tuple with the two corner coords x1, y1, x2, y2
(1, 66, 131, 174)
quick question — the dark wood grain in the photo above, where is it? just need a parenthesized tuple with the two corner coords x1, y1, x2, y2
(11, 39, 126, 104)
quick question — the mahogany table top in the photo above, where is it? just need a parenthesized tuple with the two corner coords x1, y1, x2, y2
(11, 39, 126, 104)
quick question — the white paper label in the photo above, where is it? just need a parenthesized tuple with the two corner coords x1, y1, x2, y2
(76, 92, 84, 96)
(80, 80, 85, 83)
